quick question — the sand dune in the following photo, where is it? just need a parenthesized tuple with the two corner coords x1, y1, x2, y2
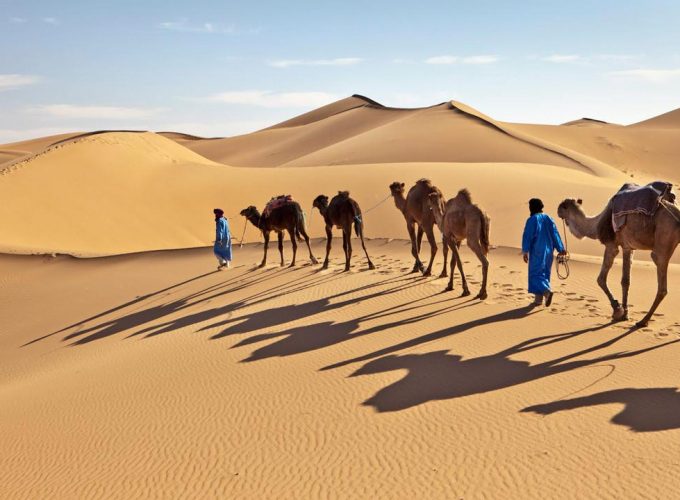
(0, 132, 82, 167)
(0, 127, 633, 256)
(630, 107, 680, 129)
(2, 243, 679, 498)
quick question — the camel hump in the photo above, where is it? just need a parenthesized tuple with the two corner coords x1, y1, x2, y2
(416, 178, 433, 187)
(337, 190, 350, 198)
(456, 188, 472, 204)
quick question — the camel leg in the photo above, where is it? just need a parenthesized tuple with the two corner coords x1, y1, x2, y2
(345, 227, 353, 272)
(597, 244, 624, 319)
(407, 221, 424, 273)
(342, 231, 350, 272)
(288, 228, 298, 267)
(446, 239, 457, 291)
(454, 240, 470, 296)
(423, 225, 438, 276)
(322, 225, 332, 269)
(259, 231, 271, 268)
(439, 234, 449, 278)
(299, 226, 318, 264)
(469, 238, 489, 300)
(620, 249, 633, 320)
(358, 225, 375, 270)
(416, 226, 424, 254)
(636, 249, 670, 327)
(277, 231, 285, 267)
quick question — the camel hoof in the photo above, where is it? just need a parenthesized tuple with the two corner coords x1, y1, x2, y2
(368, 263, 376, 270)
(445, 285, 453, 292)
(438, 272, 448, 279)
(422, 269, 432, 277)
(311, 259, 319, 265)
(635, 320, 648, 328)
(461, 290, 471, 297)
(258, 263, 266, 268)
(612, 307, 627, 322)
(476, 292, 488, 300)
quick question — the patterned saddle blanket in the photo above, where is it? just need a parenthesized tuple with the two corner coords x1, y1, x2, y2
(612, 181, 674, 232)
(263, 194, 294, 217)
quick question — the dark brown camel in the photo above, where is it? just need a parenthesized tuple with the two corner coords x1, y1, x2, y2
(558, 193, 679, 327)
(427, 189, 491, 299)
(312, 191, 375, 272)
(389, 179, 448, 277)
(240, 201, 318, 268)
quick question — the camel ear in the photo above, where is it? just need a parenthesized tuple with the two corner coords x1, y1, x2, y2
(400, 182, 405, 188)
(577, 198, 583, 205)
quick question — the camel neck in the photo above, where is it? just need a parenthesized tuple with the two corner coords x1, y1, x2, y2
(568, 206, 607, 240)
(392, 194, 407, 213)
(247, 213, 264, 230)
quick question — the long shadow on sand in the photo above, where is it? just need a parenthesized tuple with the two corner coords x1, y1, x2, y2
(347, 323, 680, 414)
(522, 387, 680, 432)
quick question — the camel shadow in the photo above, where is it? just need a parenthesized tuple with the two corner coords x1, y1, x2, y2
(349, 325, 680, 413)
(522, 387, 680, 432)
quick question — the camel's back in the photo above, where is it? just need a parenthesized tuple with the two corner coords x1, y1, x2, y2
(407, 180, 440, 222)
(329, 192, 359, 223)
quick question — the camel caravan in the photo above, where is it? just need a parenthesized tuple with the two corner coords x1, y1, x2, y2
(239, 178, 678, 327)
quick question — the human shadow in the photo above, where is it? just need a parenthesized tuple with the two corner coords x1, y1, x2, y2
(522, 387, 680, 432)
(349, 326, 680, 413)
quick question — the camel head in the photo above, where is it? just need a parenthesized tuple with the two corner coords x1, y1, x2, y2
(389, 181, 405, 198)
(240, 205, 259, 219)
(312, 195, 329, 212)
(427, 191, 446, 228)
(557, 198, 585, 238)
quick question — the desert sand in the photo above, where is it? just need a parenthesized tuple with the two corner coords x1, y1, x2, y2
(1, 97, 679, 499)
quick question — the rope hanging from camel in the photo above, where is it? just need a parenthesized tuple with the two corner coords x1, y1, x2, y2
(556, 219, 570, 280)
(362, 194, 392, 215)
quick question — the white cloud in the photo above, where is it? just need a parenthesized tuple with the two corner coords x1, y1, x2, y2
(42, 17, 59, 25)
(205, 90, 339, 108)
(541, 54, 582, 63)
(608, 68, 680, 83)
(158, 20, 259, 34)
(0, 74, 40, 91)
(155, 120, 275, 138)
(30, 104, 163, 119)
(0, 127, 77, 144)
(461, 55, 498, 64)
(9, 17, 27, 23)
(424, 55, 498, 65)
(425, 55, 458, 65)
(268, 57, 363, 68)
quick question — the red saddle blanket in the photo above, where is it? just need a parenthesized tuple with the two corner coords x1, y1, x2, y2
(263, 195, 294, 217)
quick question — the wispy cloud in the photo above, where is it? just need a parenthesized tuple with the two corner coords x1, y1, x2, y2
(30, 104, 163, 119)
(424, 55, 498, 65)
(0, 74, 40, 91)
(204, 90, 338, 108)
(540, 54, 582, 63)
(42, 17, 59, 25)
(9, 17, 27, 24)
(608, 68, 680, 83)
(158, 20, 259, 35)
(268, 58, 363, 68)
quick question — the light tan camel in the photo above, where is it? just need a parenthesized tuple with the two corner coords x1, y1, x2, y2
(557, 197, 679, 327)
(427, 189, 491, 299)
(389, 179, 448, 277)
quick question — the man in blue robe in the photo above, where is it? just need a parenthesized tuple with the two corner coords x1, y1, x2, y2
(213, 208, 232, 270)
(522, 198, 566, 306)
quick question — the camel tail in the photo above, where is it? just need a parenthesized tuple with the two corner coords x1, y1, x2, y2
(480, 211, 490, 255)
(350, 199, 363, 237)
(295, 203, 307, 241)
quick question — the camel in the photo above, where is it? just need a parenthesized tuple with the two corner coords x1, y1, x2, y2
(240, 200, 318, 268)
(389, 179, 448, 277)
(557, 195, 679, 327)
(312, 191, 375, 272)
(427, 189, 490, 299)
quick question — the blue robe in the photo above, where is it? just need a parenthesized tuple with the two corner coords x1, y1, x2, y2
(214, 217, 232, 261)
(522, 213, 565, 294)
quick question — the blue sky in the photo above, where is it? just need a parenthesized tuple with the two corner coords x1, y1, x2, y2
(2, 0, 680, 142)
